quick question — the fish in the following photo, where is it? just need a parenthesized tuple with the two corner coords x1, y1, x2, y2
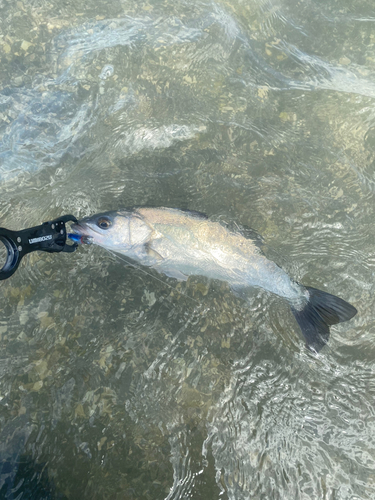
(71, 207, 357, 352)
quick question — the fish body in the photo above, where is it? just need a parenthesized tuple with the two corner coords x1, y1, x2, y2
(71, 207, 357, 351)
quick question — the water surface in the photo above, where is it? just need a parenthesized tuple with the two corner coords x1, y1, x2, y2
(0, 0, 374, 498)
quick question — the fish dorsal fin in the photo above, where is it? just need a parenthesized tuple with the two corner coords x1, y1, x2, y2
(179, 208, 208, 220)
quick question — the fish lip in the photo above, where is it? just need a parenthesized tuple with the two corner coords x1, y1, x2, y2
(70, 221, 96, 237)
(70, 222, 87, 236)
(70, 222, 97, 245)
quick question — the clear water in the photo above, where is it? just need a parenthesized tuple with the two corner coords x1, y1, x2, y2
(0, 0, 374, 498)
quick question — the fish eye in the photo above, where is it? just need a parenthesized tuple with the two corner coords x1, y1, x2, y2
(97, 217, 111, 230)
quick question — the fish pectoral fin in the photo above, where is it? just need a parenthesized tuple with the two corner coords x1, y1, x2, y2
(144, 242, 164, 261)
(144, 240, 188, 281)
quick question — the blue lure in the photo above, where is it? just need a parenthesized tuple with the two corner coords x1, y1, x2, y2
(68, 233, 93, 245)
(68, 233, 82, 243)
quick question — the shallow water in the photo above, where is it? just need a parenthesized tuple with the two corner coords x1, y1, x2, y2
(0, 0, 374, 498)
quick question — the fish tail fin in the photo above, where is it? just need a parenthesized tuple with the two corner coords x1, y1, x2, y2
(291, 286, 357, 352)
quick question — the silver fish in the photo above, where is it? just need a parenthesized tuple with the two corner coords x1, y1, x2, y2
(71, 207, 357, 352)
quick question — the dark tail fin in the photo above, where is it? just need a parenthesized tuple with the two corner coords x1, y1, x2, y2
(291, 286, 357, 352)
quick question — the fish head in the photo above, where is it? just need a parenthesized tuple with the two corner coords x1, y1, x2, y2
(71, 210, 135, 252)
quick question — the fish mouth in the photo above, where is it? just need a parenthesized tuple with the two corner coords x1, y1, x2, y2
(70, 222, 89, 236)
(70, 222, 95, 244)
